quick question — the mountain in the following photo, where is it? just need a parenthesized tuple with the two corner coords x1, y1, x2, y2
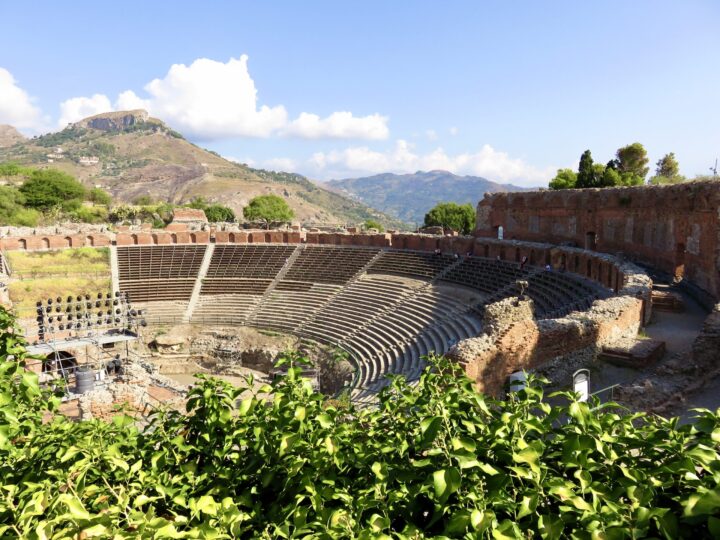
(327, 170, 530, 224)
(0, 111, 408, 229)
(0, 125, 25, 147)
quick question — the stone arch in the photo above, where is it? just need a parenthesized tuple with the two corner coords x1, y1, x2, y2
(85, 236, 94, 247)
(63, 236, 72, 248)
(228, 232, 236, 243)
(41, 237, 50, 249)
(151, 233, 159, 245)
(43, 350, 77, 377)
(190, 233, 197, 244)
(19, 238, 27, 250)
(170, 233, 177, 244)
(131, 234, 139, 245)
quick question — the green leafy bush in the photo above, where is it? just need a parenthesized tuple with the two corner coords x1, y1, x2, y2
(0, 310, 719, 537)
(19, 168, 86, 209)
(363, 219, 385, 232)
(424, 202, 475, 234)
(0, 186, 40, 226)
(243, 194, 294, 228)
(69, 205, 109, 224)
(88, 187, 112, 205)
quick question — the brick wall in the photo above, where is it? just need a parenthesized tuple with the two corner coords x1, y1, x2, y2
(475, 181, 720, 300)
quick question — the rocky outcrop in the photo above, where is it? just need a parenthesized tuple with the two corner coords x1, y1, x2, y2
(73, 110, 150, 131)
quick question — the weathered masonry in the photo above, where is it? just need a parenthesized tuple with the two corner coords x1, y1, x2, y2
(475, 181, 720, 301)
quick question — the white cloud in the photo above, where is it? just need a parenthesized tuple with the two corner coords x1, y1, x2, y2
(115, 89, 150, 111)
(307, 140, 553, 186)
(449, 126, 458, 136)
(262, 157, 298, 171)
(284, 111, 388, 140)
(58, 94, 113, 127)
(425, 129, 438, 141)
(58, 56, 386, 140)
(0, 68, 46, 131)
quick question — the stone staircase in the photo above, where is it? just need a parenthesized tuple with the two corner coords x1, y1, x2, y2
(182, 244, 215, 323)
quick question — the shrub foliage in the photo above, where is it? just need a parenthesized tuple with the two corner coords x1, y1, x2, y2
(0, 309, 719, 538)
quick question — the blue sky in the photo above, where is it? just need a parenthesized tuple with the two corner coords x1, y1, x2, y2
(1, 1, 718, 185)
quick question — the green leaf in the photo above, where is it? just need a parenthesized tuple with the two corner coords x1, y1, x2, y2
(420, 416, 442, 444)
(59, 494, 91, 521)
(317, 413, 333, 429)
(538, 514, 564, 540)
(517, 494, 537, 520)
(372, 461, 388, 481)
(195, 495, 218, 515)
(432, 468, 461, 503)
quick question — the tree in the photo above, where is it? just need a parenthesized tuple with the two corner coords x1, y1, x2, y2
(19, 169, 86, 209)
(548, 168, 577, 190)
(600, 166, 621, 187)
(242, 194, 294, 228)
(362, 219, 385, 232)
(204, 204, 235, 223)
(615, 142, 649, 182)
(649, 153, 686, 185)
(88, 187, 112, 206)
(575, 150, 597, 188)
(423, 202, 475, 234)
(0, 186, 40, 226)
(656, 153, 680, 178)
(133, 195, 153, 206)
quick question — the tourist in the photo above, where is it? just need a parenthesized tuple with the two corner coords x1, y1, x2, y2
(519, 255, 528, 270)
(545, 263, 552, 272)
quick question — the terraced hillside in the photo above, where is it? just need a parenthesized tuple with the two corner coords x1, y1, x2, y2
(0, 111, 408, 229)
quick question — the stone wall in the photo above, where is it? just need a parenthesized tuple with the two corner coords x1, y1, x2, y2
(692, 303, 720, 371)
(447, 257, 650, 395)
(475, 181, 720, 300)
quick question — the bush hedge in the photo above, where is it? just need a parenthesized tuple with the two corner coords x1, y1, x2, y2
(0, 309, 719, 538)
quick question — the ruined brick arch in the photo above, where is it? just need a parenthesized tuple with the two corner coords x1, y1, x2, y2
(190, 233, 197, 244)
(64, 236, 72, 248)
(265, 232, 272, 243)
(18, 238, 27, 250)
(85, 236, 94, 247)
(170, 233, 177, 244)
(131, 234, 139, 245)
(151, 233, 159, 245)
(41, 237, 50, 249)
(228, 232, 236, 243)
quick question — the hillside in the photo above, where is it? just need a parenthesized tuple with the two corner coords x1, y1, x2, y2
(0, 111, 408, 229)
(327, 170, 529, 224)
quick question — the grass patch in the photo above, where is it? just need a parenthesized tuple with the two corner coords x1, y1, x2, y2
(7, 247, 110, 276)
(9, 276, 112, 313)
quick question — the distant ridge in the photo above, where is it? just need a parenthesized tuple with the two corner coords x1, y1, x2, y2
(327, 170, 530, 224)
